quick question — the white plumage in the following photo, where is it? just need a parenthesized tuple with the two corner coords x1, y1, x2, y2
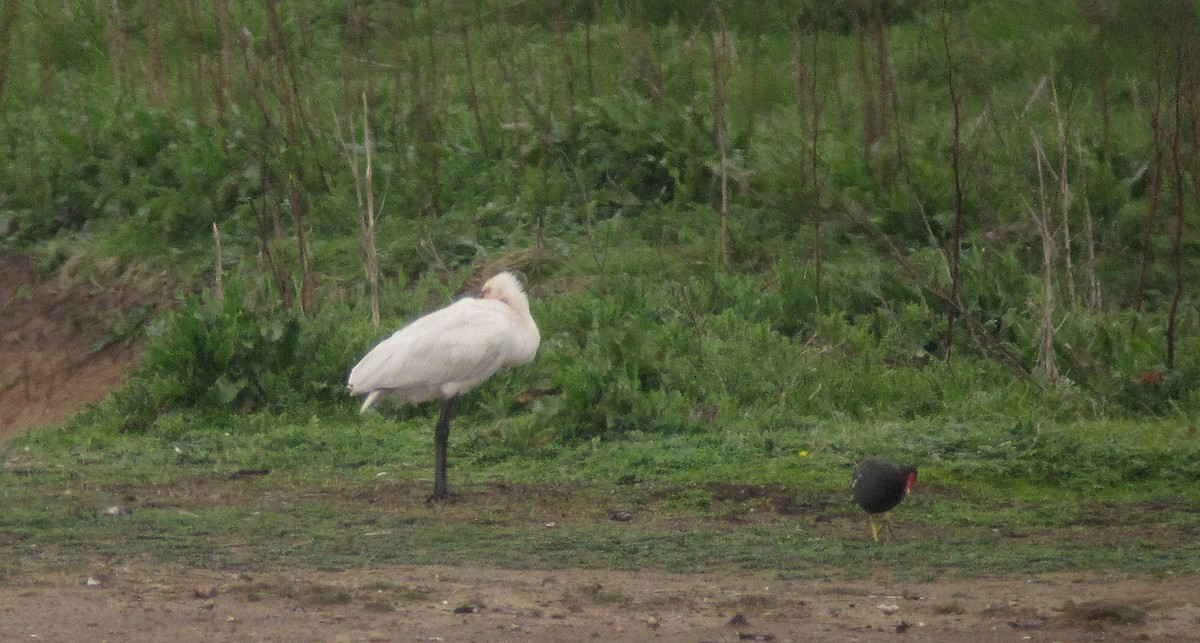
(347, 271, 539, 500)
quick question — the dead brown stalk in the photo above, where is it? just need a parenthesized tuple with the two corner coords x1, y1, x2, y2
(710, 24, 733, 266)
(939, 12, 966, 362)
(336, 94, 382, 329)
(1030, 132, 1061, 382)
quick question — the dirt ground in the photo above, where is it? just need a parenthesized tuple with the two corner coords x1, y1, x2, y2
(3, 564, 1199, 642)
(0, 253, 153, 438)
(2, 251, 1199, 642)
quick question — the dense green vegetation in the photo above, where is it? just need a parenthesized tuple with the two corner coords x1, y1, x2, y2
(2, 1, 1199, 575)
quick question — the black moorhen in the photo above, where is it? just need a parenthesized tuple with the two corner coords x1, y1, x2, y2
(852, 456, 917, 542)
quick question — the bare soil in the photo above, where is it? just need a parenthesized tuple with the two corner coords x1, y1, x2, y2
(2, 565, 1197, 642)
(0, 253, 154, 438)
(2, 251, 1198, 642)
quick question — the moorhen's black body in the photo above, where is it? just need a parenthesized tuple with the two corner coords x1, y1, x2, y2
(852, 457, 917, 542)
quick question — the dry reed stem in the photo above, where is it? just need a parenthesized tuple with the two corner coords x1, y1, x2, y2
(710, 27, 733, 266)
(361, 93, 380, 329)
(212, 223, 224, 302)
(939, 12, 966, 361)
(1031, 132, 1061, 382)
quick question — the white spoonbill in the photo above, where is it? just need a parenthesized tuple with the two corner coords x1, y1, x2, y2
(347, 272, 540, 501)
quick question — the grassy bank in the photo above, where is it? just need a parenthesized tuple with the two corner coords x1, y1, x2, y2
(4, 413, 1198, 579)
(2, 0, 1199, 579)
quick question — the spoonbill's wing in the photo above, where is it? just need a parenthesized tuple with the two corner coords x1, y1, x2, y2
(347, 299, 515, 401)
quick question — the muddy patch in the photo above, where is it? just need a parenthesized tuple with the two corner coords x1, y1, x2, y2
(0, 253, 166, 439)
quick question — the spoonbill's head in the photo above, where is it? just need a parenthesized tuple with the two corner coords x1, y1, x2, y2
(481, 272, 527, 308)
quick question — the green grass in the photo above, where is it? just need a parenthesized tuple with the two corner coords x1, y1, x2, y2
(4, 414, 1198, 580)
(2, 0, 1199, 584)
